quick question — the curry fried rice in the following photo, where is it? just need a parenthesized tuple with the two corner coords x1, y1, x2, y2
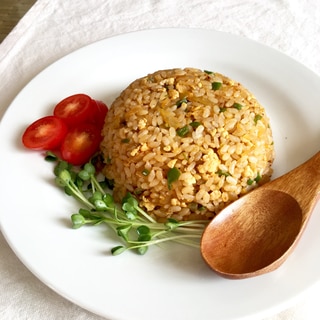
(100, 68, 274, 221)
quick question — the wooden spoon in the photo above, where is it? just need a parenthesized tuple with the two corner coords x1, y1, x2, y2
(201, 151, 320, 279)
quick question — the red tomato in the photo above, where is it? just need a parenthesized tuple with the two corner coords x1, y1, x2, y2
(53, 94, 96, 127)
(22, 116, 68, 150)
(60, 123, 102, 165)
(91, 100, 108, 129)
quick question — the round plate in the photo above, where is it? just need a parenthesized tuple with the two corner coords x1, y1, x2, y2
(0, 28, 319, 320)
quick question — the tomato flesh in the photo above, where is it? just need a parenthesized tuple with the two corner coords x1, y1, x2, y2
(60, 123, 102, 165)
(23, 94, 108, 166)
(22, 116, 68, 150)
(54, 94, 96, 127)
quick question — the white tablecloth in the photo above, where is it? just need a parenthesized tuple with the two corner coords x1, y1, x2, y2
(1, 1, 319, 319)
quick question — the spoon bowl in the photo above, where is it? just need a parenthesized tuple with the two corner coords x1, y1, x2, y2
(201, 151, 320, 279)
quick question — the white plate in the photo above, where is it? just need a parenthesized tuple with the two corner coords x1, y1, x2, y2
(0, 28, 319, 320)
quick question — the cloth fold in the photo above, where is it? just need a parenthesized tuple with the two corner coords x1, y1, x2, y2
(1, 1, 320, 319)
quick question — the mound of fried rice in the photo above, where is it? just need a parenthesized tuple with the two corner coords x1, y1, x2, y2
(100, 68, 274, 221)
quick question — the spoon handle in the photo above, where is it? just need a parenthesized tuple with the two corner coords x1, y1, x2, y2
(263, 151, 320, 223)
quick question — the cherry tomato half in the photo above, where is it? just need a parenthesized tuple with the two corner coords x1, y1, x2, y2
(92, 100, 108, 129)
(60, 123, 102, 165)
(22, 116, 68, 150)
(53, 94, 96, 127)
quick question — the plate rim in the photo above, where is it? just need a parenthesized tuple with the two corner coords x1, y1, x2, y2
(1, 27, 320, 320)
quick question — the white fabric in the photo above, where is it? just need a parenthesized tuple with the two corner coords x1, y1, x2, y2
(0, 1, 319, 319)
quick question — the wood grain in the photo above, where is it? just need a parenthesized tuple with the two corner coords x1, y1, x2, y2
(201, 151, 320, 279)
(0, 0, 36, 42)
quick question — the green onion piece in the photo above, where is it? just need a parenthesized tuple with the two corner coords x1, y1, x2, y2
(142, 169, 150, 176)
(247, 173, 262, 185)
(247, 178, 254, 186)
(204, 70, 214, 75)
(189, 121, 201, 128)
(216, 170, 231, 177)
(176, 97, 188, 108)
(167, 167, 181, 190)
(176, 125, 189, 137)
(233, 103, 244, 110)
(255, 172, 262, 183)
(254, 114, 263, 124)
(212, 82, 222, 90)
(219, 107, 227, 113)
(121, 138, 130, 143)
(188, 202, 199, 212)
(134, 188, 144, 195)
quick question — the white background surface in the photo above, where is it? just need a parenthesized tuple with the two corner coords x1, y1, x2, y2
(0, 1, 320, 319)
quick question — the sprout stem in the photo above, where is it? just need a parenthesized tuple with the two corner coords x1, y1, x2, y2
(51, 158, 208, 256)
